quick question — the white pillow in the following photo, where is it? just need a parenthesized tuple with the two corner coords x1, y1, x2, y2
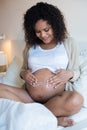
(80, 49, 87, 57)
(3, 56, 24, 88)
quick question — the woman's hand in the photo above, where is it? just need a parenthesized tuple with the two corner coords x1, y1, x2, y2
(48, 69, 74, 88)
(20, 69, 38, 87)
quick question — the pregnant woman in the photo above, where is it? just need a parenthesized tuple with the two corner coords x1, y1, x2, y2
(0, 2, 83, 127)
(20, 2, 83, 127)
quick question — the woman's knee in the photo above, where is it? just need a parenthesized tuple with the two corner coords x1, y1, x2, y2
(64, 91, 84, 115)
(0, 87, 8, 98)
(71, 91, 83, 108)
(0, 84, 7, 90)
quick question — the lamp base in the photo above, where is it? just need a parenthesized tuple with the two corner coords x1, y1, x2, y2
(0, 65, 7, 72)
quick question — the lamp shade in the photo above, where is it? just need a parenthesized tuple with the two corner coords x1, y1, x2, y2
(0, 51, 7, 72)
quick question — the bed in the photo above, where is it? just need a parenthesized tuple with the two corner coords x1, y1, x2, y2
(0, 40, 87, 130)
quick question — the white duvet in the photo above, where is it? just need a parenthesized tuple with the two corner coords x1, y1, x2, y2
(0, 99, 57, 130)
(1, 98, 87, 130)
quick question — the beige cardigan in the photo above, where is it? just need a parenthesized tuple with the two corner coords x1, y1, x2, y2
(21, 37, 80, 89)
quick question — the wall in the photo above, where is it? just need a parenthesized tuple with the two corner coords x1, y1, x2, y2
(0, 0, 87, 63)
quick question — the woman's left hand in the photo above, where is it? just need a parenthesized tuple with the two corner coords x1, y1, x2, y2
(48, 69, 73, 88)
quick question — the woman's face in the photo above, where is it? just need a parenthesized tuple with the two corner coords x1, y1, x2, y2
(34, 19, 55, 45)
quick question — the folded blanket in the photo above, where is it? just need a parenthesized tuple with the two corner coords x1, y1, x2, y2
(0, 99, 57, 130)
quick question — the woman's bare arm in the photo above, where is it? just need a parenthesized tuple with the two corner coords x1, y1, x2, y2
(20, 69, 38, 85)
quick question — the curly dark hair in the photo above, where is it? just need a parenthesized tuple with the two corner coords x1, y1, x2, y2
(23, 2, 68, 46)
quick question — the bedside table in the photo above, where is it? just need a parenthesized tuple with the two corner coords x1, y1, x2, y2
(0, 72, 6, 83)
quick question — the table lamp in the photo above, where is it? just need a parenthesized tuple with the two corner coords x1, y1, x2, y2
(0, 51, 7, 73)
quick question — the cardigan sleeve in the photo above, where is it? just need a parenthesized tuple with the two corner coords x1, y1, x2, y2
(64, 37, 80, 82)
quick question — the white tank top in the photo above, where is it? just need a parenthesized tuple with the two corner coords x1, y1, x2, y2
(28, 43, 68, 73)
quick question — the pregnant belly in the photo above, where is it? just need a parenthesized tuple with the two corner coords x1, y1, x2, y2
(26, 68, 64, 103)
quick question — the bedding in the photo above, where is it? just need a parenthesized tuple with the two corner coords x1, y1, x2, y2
(2, 56, 24, 87)
(0, 98, 87, 130)
(0, 46, 87, 129)
(0, 98, 57, 130)
(57, 107, 87, 130)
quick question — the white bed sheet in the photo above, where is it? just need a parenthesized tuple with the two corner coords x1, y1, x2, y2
(0, 98, 57, 130)
(0, 98, 87, 130)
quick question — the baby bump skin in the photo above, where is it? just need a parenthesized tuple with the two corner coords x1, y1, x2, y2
(26, 68, 58, 103)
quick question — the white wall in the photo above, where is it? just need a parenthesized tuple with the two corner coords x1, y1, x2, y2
(0, 0, 87, 41)
(0, 0, 87, 62)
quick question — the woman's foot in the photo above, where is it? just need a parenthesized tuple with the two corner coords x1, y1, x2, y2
(58, 117, 75, 127)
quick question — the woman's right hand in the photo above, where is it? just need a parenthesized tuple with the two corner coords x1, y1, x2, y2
(20, 69, 38, 86)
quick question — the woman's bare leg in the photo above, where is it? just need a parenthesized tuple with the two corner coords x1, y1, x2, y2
(44, 91, 84, 126)
(0, 83, 34, 103)
(44, 91, 83, 116)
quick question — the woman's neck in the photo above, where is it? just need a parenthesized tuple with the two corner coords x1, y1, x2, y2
(40, 40, 58, 50)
